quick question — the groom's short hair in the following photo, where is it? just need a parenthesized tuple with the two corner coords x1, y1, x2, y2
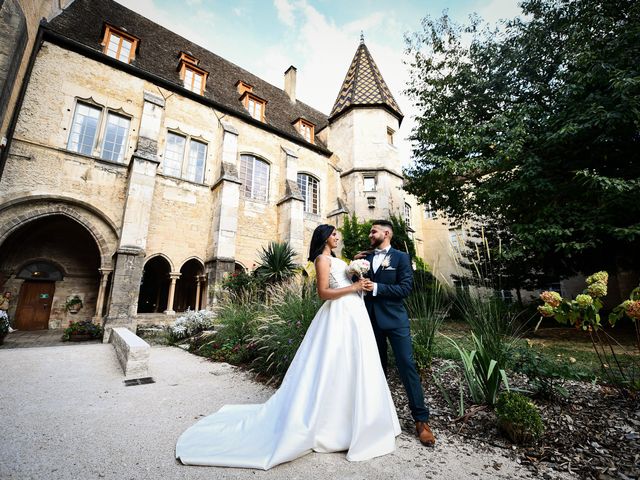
(372, 219, 393, 232)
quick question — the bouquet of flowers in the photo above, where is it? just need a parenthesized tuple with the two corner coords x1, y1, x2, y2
(347, 259, 370, 279)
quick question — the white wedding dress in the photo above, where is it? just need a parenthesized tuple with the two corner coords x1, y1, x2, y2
(176, 255, 401, 470)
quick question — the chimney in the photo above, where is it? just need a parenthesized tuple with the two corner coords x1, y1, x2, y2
(284, 65, 297, 103)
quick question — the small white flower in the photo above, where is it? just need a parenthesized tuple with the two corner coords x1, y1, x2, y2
(381, 256, 391, 269)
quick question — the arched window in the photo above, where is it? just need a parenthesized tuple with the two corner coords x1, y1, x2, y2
(239, 154, 269, 201)
(297, 173, 319, 214)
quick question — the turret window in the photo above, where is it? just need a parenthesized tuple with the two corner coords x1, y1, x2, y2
(363, 175, 376, 192)
(387, 127, 395, 145)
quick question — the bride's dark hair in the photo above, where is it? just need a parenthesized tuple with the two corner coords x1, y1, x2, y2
(308, 224, 337, 262)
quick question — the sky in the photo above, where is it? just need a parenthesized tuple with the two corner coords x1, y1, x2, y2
(115, 0, 523, 164)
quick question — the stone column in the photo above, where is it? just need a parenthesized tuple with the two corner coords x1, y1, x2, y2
(198, 275, 208, 309)
(206, 122, 241, 304)
(277, 147, 305, 263)
(93, 268, 113, 322)
(165, 272, 181, 315)
(103, 91, 164, 341)
(195, 275, 201, 311)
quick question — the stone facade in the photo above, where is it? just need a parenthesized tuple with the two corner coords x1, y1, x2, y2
(0, 0, 449, 335)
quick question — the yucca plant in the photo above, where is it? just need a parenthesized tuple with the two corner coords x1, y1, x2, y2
(254, 241, 300, 285)
(443, 332, 510, 406)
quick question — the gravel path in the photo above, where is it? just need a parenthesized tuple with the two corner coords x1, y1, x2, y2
(0, 344, 574, 480)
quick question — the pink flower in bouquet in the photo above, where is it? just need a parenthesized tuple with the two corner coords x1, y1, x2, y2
(347, 259, 370, 278)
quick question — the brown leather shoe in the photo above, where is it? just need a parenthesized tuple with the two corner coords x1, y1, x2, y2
(415, 421, 436, 447)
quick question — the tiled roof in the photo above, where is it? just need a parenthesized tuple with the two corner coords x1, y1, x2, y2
(45, 0, 331, 153)
(329, 40, 403, 123)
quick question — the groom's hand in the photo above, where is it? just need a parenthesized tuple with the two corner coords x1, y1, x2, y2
(362, 279, 374, 292)
(354, 250, 372, 260)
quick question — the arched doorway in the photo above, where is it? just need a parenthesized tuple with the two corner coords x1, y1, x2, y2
(0, 215, 101, 330)
(137, 256, 171, 313)
(174, 259, 204, 312)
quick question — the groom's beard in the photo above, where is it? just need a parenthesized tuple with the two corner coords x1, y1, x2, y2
(370, 238, 383, 248)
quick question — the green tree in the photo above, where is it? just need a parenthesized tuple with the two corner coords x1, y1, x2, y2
(339, 213, 372, 259)
(339, 214, 418, 259)
(404, 0, 640, 283)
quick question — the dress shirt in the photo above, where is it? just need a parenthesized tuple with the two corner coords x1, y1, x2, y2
(371, 247, 390, 296)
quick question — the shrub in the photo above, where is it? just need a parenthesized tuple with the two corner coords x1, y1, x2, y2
(511, 346, 571, 399)
(209, 291, 263, 363)
(496, 391, 544, 444)
(220, 270, 256, 295)
(249, 279, 322, 384)
(168, 309, 215, 342)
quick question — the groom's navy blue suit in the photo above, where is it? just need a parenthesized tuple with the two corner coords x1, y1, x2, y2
(364, 247, 429, 422)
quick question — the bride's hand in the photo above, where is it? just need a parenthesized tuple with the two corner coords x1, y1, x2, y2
(354, 250, 372, 260)
(352, 278, 368, 293)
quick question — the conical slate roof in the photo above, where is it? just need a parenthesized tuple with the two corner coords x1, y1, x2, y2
(329, 39, 403, 123)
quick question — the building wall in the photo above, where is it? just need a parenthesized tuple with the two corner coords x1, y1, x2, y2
(1, 1, 72, 153)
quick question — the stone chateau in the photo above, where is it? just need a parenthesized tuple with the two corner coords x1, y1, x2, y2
(0, 0, 460, 335)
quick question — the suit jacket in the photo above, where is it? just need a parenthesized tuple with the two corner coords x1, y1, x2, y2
(364, 247, 413, 330)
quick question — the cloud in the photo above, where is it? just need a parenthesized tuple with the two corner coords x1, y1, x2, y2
(274, 0, 296, 27)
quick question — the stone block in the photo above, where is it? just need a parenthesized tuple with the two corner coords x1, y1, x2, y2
(109, 327, 150, 379)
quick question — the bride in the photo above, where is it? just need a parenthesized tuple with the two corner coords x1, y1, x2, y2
(176, 224, 401, 470)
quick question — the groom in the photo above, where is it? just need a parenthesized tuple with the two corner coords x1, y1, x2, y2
(359, 220, 435, 447)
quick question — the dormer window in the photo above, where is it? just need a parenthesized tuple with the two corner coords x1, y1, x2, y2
(240, 91, 266, 122)
(236, 81, 253, 95)
(178, 52, 208, 95)
(294, 118, 315, 144)
(101, 25, 138, 64)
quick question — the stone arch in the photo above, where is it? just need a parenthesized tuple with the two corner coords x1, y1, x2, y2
(175, 257, 205, 312)
(144, 253, 175, 272)
(0, 196, 119, 268)
(16, 257, 68, 277)
(178, 256, 205, 271)
(137, 255, 172, 313)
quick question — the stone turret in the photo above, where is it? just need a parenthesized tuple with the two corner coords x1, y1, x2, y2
(327, 37, 405, 220)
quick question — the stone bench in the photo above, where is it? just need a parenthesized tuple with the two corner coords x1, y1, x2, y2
(110, 327, 150, 379)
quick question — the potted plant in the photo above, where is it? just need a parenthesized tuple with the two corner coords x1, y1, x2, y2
(62, 320, 103, 342)
(64, 295, 83, 314)
(0, 310, 9, 345)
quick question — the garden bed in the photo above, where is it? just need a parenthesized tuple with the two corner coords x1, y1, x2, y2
(390, 359, 640, 480)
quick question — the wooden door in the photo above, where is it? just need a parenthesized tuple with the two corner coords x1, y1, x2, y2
(15, 281, 55, 330)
